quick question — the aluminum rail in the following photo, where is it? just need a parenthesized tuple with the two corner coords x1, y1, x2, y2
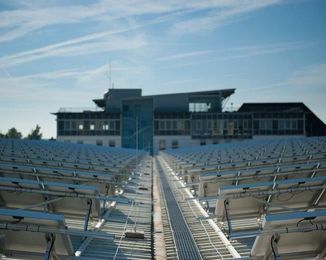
(0, 222, 115, 240)
(0, 186, 132, 203)
(156, 158, 203, 260)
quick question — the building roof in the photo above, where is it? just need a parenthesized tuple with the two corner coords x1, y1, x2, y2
(124, 88, 236, 100)
(238, 102, 308, 112)
(93, 98, 106, 108)
(238, 102, 326, 136)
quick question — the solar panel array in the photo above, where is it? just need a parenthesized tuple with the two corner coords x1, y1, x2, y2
(0, 139, 153, 260)
(160, 137, 326, 259)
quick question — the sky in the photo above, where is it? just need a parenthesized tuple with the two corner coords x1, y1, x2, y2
(0, 0, 325, 138)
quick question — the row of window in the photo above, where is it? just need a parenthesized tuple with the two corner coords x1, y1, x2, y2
(58, 120, 120, 132)
(192, 119, 251, 131)
(252, 112, 304, 119)
(189, 102, 213, 112)
(254, 119, 304, 131)
(191, 119, 252, 138)
(154, 119, 191, 135)
(58, 130, 120, 136)
(57, 112, 120, 120)
(158, 138, 221, 150)
(64, 139, 116, 147)
(253, 129, 304, 135)
(155, 120, 190, 130)
(159, 139, 179, 150)
(191, 113, 252, 120)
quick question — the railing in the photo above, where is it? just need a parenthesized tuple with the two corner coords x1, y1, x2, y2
(58, 107, 104, 113)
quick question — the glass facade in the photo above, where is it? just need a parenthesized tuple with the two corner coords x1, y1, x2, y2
(122, 98, 154, 154)
(154, 112, 190, 135)
(56, 112, 120, 136)
(191, 113, 253, 139)
(252, 112, 304, 135)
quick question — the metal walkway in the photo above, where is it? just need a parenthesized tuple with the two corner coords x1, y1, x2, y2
(156, 158, 203, 260)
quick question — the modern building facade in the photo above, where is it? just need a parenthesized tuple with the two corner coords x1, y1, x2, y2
(53, 88, 326, 154)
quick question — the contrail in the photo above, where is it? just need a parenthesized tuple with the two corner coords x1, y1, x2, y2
(1, 67, 13, 79)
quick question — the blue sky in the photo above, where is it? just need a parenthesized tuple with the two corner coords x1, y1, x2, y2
(0, 0, 325, 138)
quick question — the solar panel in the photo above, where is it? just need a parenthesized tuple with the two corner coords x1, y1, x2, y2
(251, 210, 326, 258)
(0, 138, 151, 259)
(160, 136, 326, 258)
(0, 208, 74, 258)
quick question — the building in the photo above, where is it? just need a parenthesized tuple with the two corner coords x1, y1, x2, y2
(53, 88, 326, 154)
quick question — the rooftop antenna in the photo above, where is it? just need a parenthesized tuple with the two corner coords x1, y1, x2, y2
(108, 61, 112, 89)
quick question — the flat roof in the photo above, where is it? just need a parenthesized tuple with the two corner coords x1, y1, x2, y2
(123, 88, 235, 101)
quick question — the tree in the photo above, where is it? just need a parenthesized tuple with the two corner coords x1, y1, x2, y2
(0, 132, 5, 138)
(6, 128, 22, 139)
(27, 125, 42, 140)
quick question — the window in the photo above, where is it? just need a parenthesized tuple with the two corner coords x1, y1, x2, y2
(96, 140, 103, 146)
(279, 119, 297, 130)
(207, 120, 212, 130)
(154, 120, 159, 130)
(253, 120, 259, 130)
(239, 120, 243, 130)
(227, 122, 235, 135)
(189, 102, 211, 112)
(243, 120, 248, 129)
(109, 121, 115, 130)
(58, 121, 64, 130)
(272, 120, 278, 130)
(172, 140, 178, 149)
(83, 121, 90, 130)
(213, 120, 221, 135)
(109, 140, 115, 147)
(78, 124, 84, 130)
(64, 121, 70, 130)
(166, 121, 171, 130)
(103, 123, 109, 130)
(159, 140, 166, 150)
(173, 121, 177, 130)
(178, 121, 184, 130)
(279, 120, 285, 130)
(90, 124, 95, 130)
(159, 121, 165, 130)
(116, 121, 120, 131)
(196, 120, 201, 130)
(189, 103, 195, 112)
(260, 120, 272, 130)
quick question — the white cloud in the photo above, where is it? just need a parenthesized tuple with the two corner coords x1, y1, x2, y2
(158, 41, 321, 68)
(286, 63, 326, 88)
(157, 50, 217, 61)
(171, 0, 284, 34)
(0, 0, 287, 43)
(0, 34, 147, 67)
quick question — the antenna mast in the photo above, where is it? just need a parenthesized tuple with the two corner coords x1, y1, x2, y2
(108, 61, 112, 89)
